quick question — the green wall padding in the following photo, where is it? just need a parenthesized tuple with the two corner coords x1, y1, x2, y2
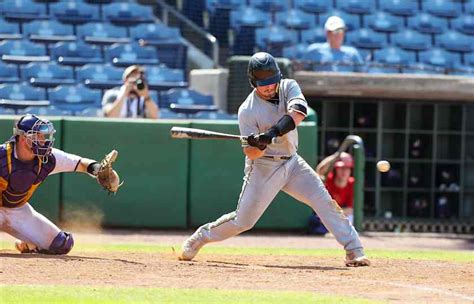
(189, 120, 318, 230)
(61, 118, 189, 228)
(0, 116, 62, 223)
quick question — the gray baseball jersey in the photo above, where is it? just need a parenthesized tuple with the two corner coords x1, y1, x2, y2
(194, 79, 363, 254)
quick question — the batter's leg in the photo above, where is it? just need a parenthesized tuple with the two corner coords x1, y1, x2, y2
(282, 155, 364, 253)
(179, 159, 287, 260)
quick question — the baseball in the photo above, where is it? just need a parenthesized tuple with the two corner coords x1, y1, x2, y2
(377, 160, 390, 173)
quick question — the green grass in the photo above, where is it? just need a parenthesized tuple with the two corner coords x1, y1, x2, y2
(0, 285, 381, 304)
(1, 240, 472, 263)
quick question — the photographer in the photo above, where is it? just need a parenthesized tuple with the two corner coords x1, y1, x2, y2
(102, 65, 159, 119)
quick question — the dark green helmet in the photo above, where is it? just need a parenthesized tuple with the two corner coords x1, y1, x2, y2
(247, 52, 282, 88)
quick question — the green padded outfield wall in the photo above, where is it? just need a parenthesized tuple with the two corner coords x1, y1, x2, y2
(61, 118, 189, 228)
(0, 116, 62, 223)
(189, 118, 318, 230)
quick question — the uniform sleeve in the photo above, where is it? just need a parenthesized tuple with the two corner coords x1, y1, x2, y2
(285, 80, 308, 117)
(102, 89, 119, 106)
(50, 148, 82, 175)
(238, 108, 259, 147)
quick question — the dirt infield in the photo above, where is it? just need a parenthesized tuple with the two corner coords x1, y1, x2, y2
(1, 231, 473, 303)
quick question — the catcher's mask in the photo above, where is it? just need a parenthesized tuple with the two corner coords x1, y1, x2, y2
(248, 52, 282, 88)
(13, 114, 56, 163)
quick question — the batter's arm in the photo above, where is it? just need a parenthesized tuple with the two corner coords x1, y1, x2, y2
(288, 109, 305, 126)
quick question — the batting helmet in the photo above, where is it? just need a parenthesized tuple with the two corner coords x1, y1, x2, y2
(13, 114, 56, 163)
(334, 152, 354, 168)
(248, 52, 282, 88)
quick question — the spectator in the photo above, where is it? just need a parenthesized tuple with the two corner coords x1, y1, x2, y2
(102, 65, 159, 119)
(303, 16, 364, 71)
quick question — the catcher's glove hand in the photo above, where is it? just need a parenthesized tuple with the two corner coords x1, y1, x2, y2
(95, 150, 123, 195)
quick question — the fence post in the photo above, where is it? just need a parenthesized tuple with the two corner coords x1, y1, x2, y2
(353, 143, 365, 232)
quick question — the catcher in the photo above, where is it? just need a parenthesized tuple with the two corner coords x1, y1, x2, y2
(0, 114, 122, 255)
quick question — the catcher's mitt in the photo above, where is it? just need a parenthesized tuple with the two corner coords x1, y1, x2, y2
(96, 150, 123, 195)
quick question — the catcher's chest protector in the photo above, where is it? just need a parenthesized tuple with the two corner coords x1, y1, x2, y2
(0, 142, 55, 208)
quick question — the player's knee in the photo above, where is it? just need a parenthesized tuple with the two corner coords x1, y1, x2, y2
(234, 220, 255, 232)
(48, 231, 74, 255)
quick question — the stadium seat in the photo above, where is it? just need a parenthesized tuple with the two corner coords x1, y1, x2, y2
(465, 53, 474, 66)
(1, 0, 47, 21)
(103, 2, 154, 24)
(193, 111, 238, 120)
(407, 13, 448, 35)
(21, 62, 75, 88)
(419, 48, 460, 68)
(466, 1, 474, 15)
(320, 10, 361, 31)
(301, 28, 326, 44)
(160, 89, 216, 116)
(452, 15, 474, 36)
(251, 0, 289, 12)
(51, 41, 102, 66)
(392, 29, 431, 51)
(0, 83, 46, 101)
(365, 11, 404, 33)
(50, 1, 100, 24)
(346, 28, 387, 49)
(423, 0, 462, 18)
(275, 9, 316, 30)
(19, 106, 72, 116)
(365, 65, 400, 74)
(0, 19, 21, 40)
(283, 43, 309, 60)
(294, 0, 331, 14)
(402, 63, 445, 74)
(256, 25, 299, 57)
(0, 107, 16, 115)
(335, 0, 376, 15)
(76, 64, 123, 89)
(449, 64, 474, 76)
(380, 0, 418, 16)
(158, 108, 187, 119)
(77, 23, 130, 45)
(23, 20, 76, 43)
(75, 107, 104, 117)
(436, 31, 474, 52)
(0, 63, 20, 83)
(143, 65, 187, 91)
(374, 47, 416, 66)
(0, 40, 49, 64)
(230, 6, 269, 29)
(130, 23, 182, 45)
(49, 84, 102, 113)
(206, 0, 243, 12)
(105, 43, 160, 67)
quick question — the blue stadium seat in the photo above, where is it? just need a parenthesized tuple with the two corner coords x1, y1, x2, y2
(301, 28, 326, 44)
(380, 0, 418, 16)
(392, 29, 431, 51)
(76, 64, 123, 89)
(423, 0, 462, 18)
(105, 43, 160, 67)
(19, 106, 72, 117)
(130, 23, 182, 45)
(452, 15, 474, 36)
(365, 11, 404, 33)
(346, 28, 387, 49)
(51, 41, 102, 66)
(275, 9, 316, 30)
(103, 2, 154, 24)
(251, 0, 289, 12)
(436, 31, 474, 52)
(365, 65, 400, 74)
(77, 23, 130, 45)
(206, 0, 243, 12)
(1, 0, 47, 21)
(21, 62, 75, 88)
(0, 63, 19, 83)
(49, 84, 102, 113)
(0, 40, 49, 64)
(0, 83, 46, 101)
(0, 19, 21, 40)
(419, 48, 460, 68)
(402, 63, 445, 74)
(23, 20, 75, 43)
(449, 64, 474, 76)
(335, 0, 375, 15)
(408, 13, 448, 35)
(256, 25, 299, 57)
(283, 43, 309, 60)
(75, 107, 103, 117)
(466, 1, 474, 15)
(143, 65, 187, 91)
(193, 111, 238, 120)
(230, 6, 269, 29)
(320, 10, 361, 31)
(465, 53, 474, 66)
(0, 107, 16, 115)
(374, 47, 416, 66)
(294, 0, 331, 14)
(158, 108, 187, 119)
(160, 88, 214, 107)
(50, 1, 100, 24)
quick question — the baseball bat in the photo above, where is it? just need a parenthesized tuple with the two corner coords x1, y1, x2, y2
(170, 126, 244, 140)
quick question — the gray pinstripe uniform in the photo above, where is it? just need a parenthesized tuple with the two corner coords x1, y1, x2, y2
(198, 79, 363, 253)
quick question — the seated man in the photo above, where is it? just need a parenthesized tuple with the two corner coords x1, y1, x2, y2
(303, 16, 363, 72)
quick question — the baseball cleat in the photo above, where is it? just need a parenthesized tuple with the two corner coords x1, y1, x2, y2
(345, 249, 371, 267)
(179, 229, 206, 261)
(15, 240, 39, 254)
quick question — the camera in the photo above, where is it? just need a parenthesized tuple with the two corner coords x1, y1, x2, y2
(135, 77, 146, 90)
